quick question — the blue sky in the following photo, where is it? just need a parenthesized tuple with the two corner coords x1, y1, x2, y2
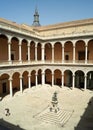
(0, 0, 93, 26)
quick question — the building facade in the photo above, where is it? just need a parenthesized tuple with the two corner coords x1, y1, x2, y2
(0, 17, 93, 98)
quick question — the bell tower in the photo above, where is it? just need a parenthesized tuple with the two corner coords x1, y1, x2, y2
(32, 7, 40, 26)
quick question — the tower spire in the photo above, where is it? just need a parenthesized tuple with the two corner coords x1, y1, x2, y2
(32, 7, 40, 27)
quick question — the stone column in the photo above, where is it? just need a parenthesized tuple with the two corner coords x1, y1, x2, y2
(19, 41, 22, 63)
(20, 76, 23, 93)
(52, 72, 54, 86)
(42, 72, 45, 85)
(8, 42, 11, 63)
(62, 74, 64, 87)
(35, 45, 37, 61)
(41, 46, 45, 62)
(72, 74, 75, 89)
(9, 78, 13, 97)
(27, 43, 30, 62)
(85, 45, 88, 64)
(73, 45, 75, 63)
(84, 74, 87, 90)
(28, 74, 31, 89)
(62, 45, 64, 63)
(52, 45, 54, 63)
(35, 73, 38, 86)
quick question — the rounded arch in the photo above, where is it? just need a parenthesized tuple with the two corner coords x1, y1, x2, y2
(30, 41, 35, 61)
(64, 70, 73, 87)
(54, 42, 62, 62)
(37, 69, 42, 84)
(22, 39, 28, 61)
(12, 72, 20, 92)
(0, 73, 10, 95)
(0, 34, 8, 40)
(75, 70, 84, 89)
(45, 69, 52, 85)
(22, 71, 29, 89)
(37, 43, 41, 60)
(87, 71, 93, 90)
(45, 43, 52, 61)
(31, 70, 36, 86)
(75, 40, 85, 62)
(88, 39, 93, 61)
(54, 69, 62, 86)
(0, 34, 8, 60)
(64, 41, 73, 61)
(11, 37, 19, 61)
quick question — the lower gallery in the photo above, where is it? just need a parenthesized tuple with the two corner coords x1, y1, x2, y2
(0, 17, 93, 97)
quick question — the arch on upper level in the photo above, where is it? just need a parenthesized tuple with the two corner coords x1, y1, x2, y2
(64, 41, 73, 62)
(0, 34, 8, 61)
(11, 37, 19, 61)
(75, 40, 86, 62)
(45, 43, 52, 61)
(88, 39, 93, 61)
(22, 39, 28, 61)
(30, 41, 35, 61)
(37, 43, 42, 60)
(54, 42, 62, 62)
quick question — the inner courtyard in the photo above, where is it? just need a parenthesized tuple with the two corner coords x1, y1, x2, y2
(0, 85, 93, 130)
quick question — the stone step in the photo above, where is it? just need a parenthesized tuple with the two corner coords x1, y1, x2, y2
(35, 107, 74, 126)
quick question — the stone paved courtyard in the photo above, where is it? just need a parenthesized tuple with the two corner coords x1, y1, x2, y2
(0, 85, 93, 130)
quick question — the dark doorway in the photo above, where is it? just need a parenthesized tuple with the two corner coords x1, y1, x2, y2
(11, 54, 14, 60)
(56, 78, 61, 86)
(78, 51, 85, 60)
(2, 82, 7, 93)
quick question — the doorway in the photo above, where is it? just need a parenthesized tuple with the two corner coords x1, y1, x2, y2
(2, 82, 7, 93)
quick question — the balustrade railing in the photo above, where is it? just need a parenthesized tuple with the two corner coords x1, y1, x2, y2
(0, 60, 93, 67)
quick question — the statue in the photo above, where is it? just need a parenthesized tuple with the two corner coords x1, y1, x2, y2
(49, 91, 59, 113)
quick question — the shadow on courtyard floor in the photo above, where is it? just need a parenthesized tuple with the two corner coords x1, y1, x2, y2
(0, 118, 24, 130)
(75, 96, 93, 130)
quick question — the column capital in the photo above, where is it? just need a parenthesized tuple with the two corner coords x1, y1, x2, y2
(27, 40, 31, 44)
(19, 42, 22, 46)
(28, 74, 31, 77)
(20, 75, 23, 79)
(73, 74, 75, 77)
(8, 36, 12, 43)
(52, 72, 54, 75)
(41, 46, 45, 49)
(42, 72, 45, 75)
(85, 44, 88, 47)
(52, 44, 54, 48)
(84, 74, 87, 78)
(8, 42, 11, 45)
(19, 38, 22, 45)
(27, 43, 30, 47)
(9, 77, 13, 81)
